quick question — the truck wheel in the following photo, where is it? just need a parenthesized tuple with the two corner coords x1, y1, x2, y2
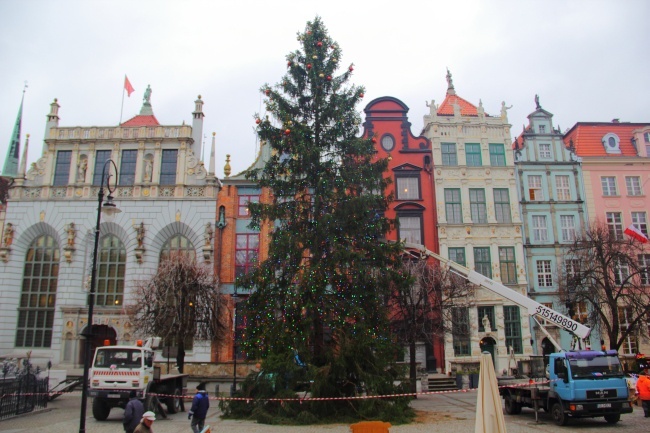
(92, 398, 111, 421)
(604, 413, 620, 424)
(504, 394, 521, 415)
(166, 388, 183, 414)
(551, 402, 568, 426)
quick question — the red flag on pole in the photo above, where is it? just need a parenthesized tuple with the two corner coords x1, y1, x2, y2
(624, 224, 649, 243)
(124, 76, 135, 97)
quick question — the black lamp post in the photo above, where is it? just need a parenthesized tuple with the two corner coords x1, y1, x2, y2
(231, 288, 239, 396)
(79, 159, 121, 433)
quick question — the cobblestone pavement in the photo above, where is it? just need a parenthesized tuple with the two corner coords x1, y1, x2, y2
(0, 391, 646, 433)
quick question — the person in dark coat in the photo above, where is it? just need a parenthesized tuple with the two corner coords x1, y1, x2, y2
(123, 391, 145, 433)
(188, 382, 210, 433)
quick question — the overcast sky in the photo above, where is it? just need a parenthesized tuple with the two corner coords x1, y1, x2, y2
(1, 0, 649, 177)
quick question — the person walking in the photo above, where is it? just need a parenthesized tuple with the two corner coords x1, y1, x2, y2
(637, 365, 650, 417)
(123, 391, 145, 433)
(188, 382, 210, 433)
(134, 411, 156, 433)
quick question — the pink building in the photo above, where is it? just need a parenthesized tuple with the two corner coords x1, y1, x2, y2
(564, 121, 650, 357)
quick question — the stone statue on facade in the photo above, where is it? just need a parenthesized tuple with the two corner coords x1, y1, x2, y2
(3, 223, 14, 247)
(500, 101, 512, 119)
(482, 314, 491, 332)
(67, 222, 75, 247)
(135, 222, 145, 248)
(77, 158, 87, 182)
(204, 222, 213, 247)
(535, 94, 541, 110)
(144, 159, 153, 182)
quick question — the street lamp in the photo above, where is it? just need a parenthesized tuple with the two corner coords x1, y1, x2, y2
(79, 159, 121, 433)
(231, 288, 239, 396)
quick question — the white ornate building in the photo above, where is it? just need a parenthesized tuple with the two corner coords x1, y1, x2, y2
(422, 71, 532, 375)
(0, 89, 220, 368)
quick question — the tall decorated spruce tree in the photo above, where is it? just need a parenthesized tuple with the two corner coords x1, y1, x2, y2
(236, 17, 412, 421)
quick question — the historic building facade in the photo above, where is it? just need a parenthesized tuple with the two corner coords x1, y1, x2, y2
(0, 90, 219, 368)
(513, 97, 594, 353)
(564, 121, 650, 359)
(421, 71, 531, 374)
(362, 96, 443, 372)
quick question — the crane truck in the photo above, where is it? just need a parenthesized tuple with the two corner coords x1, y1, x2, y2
(402, 242, 633, 426)
(87, 337, 188, 421)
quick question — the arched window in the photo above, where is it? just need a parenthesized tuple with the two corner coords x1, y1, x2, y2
(96, 234, 126, 307)
(160, 234, 195, 261)
(16, 235, 59, 348)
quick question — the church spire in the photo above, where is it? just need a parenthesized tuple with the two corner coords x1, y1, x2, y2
(2, 83, 27, 178)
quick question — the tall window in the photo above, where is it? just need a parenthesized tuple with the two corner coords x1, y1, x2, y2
(606, 212, 623, 239)
(532, 215, 548, 242)
(235, 233, 259, 278)
(536, 260, 553, 287)
(614, 260, 630, 285)
(452, 307, 470, 356)
(555, 175, 571, 201)
(448, 247, 466, 266)
(119, 150, 137, 186)
(465, 143, 482, 166)
(160, 235, 195, 261)
(560, 215, 576, 242)
(538, 143, 551, 159)
(441, 143, 458, 166)
(504, 306, 523, 353)
(16, 235, 59, 348)
(93, 150, 112, 186)
(638, 254, 650, 285)
(574, 301, 589, 324)
(160, 149, 178, 185)
(53, 150, 71, 186)
(238, 194, 260, 217)
(528, 175, 543, 200)
(489, 144, 506, 166)
(444, 188, 462, 223)
(474, 247, 492, 278)
(538, 125, 546, 133)
(96, 234, 126, 307)
(469, 189, 487, 223)
(478, 306, 495, 332)
(398, 215, 422, 245)
(601, 176, 617, 196)
(631, 212, 648, 236)
(396, 176, 420, 200)
(618, 307, 637, 355)
(499, 247, 517, 284)
(493, 189, 512, 223)
(625, 176, 642, 196)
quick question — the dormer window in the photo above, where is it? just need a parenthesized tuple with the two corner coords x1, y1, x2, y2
(539, 125, 546, 133)
(602, 133, 621, 154)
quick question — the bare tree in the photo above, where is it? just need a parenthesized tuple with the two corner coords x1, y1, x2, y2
(127, 253, 228, 373)
(560, 222, 650, 351)
(388, 254, 475, 392)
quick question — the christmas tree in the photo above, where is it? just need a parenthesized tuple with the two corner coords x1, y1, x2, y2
(236, 17, 412, 421)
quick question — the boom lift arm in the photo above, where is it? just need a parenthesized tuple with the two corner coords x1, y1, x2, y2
(402, 242, 591, 350)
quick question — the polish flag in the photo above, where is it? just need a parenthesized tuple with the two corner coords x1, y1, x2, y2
(124, 76, 135, 97)
(624, 225, 649, 243)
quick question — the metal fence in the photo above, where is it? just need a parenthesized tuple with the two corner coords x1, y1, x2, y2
(0, 374, 49, 419)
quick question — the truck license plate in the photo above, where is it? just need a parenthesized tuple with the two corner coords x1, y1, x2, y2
(597, 403, 611, 408)
(108, 394, 121, 399)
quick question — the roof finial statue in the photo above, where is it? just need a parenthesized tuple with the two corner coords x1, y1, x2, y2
(139, 85, 154, 115)
(144, 85, 152, 104)
(446, 68, 456, 96)
(535, 94, 541, 110)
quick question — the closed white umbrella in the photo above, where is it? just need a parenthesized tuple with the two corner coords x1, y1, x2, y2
(475, 351, 507, 433)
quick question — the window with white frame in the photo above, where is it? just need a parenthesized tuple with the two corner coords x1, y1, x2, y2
(606, 212, 624, 239)
(638, 254, 650, 285)
(539, 143, 551, 159)
(614, 260, 630, 285)
(574, 301, 589, 323)
(398, 215, 422, 245)
(539, 125, 546, 134)
(625, 176, 642, 196)
(555, 175, 571, 201)
(601, 176, 618, 196)
(618, 307, 638, 355)
(537, 260, 553, 287)
(541, 303, 557, 326)
(560, 215, 576, 242)
(532, 215, 548, 242)
(528, 175, 543, 200)
(631, 212, 648, 236)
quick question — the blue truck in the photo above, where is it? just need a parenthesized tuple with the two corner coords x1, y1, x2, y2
(500, 350, 633, 425)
